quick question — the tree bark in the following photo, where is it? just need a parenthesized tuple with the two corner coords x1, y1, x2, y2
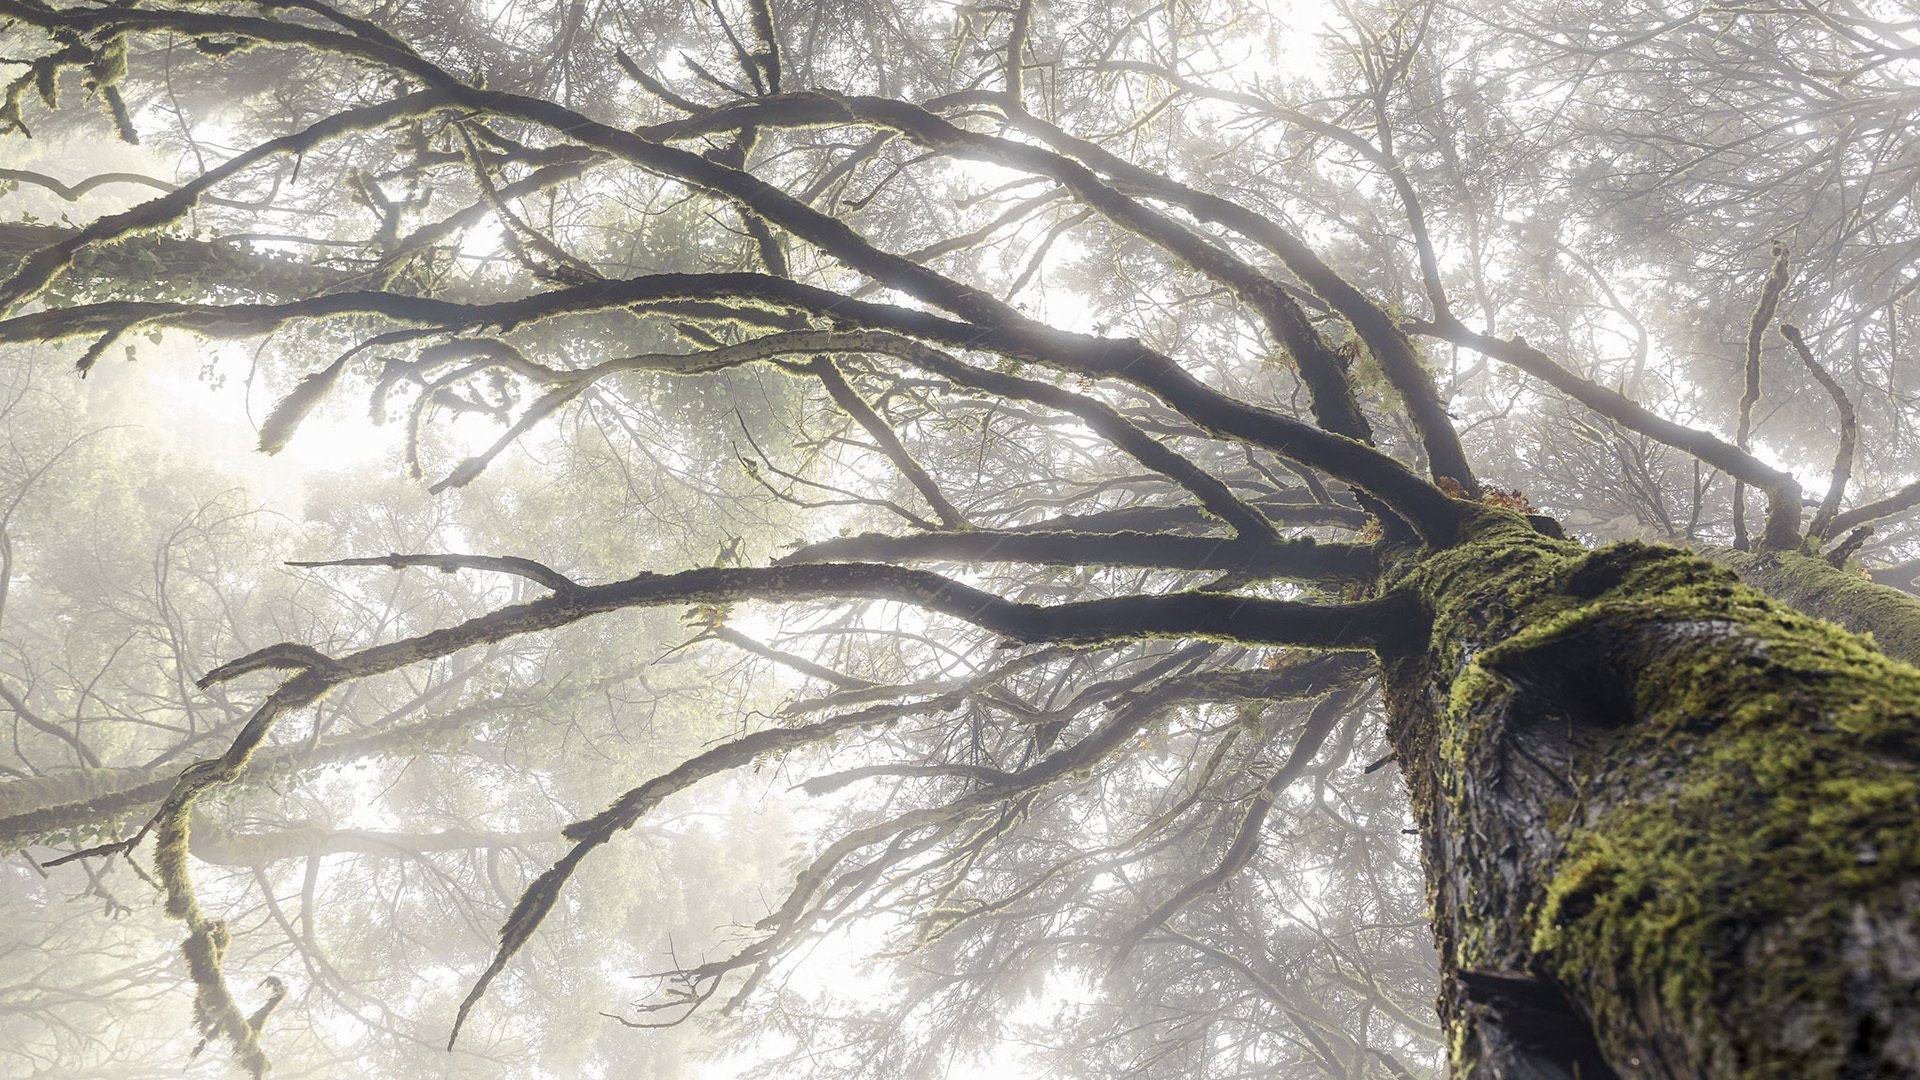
(0, 223, 357, 303)
(1384, 509, 1920, 1078)
(1706, 546, 1920, 667)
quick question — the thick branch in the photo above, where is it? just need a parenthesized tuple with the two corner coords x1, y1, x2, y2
(212, 562, 1413, 670)
(2, 277, 1463, 541)
(636, 91, 1380, 450)
(778, 530, 1375, 581)
(1415, 317, 1802, 549)
(1828, 480, 1920, 536)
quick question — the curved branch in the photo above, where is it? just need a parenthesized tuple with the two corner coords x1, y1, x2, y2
(2, 277, 1463, 541)
(1734, 242, 1791, 549)
(1414, 317, 1803, 549)
(1779, 324, 1855, 538)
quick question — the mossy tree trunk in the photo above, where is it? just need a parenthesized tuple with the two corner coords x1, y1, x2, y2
(1706, 547, 1920, 667)
(1385, 511, 1920, 1078)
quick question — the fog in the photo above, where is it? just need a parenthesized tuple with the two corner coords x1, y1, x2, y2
(4, 0, 1919, 1076)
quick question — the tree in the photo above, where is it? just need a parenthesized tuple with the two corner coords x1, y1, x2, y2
(0, 345, 797, 1077)
(3, 0, 1920, 1076)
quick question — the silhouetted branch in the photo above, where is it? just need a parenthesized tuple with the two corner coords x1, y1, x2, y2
(1733, 242, 1791, 549)
(1780, 323, 1855, 538)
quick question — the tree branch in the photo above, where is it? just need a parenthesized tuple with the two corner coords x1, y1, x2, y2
(1734, 242, 1791, 549)
(778, 530, 1375, 581)
(1414, 316, 1803, 549)
(1779, 323, 1855, 538)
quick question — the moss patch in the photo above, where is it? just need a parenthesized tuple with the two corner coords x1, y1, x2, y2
(1407, 509, 1920, 1075)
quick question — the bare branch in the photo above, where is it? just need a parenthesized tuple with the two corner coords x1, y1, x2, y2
(1414, 318, 1803, 549)
(285, 552, 582, 594)
(779, 530, 1375, 581)
(1779, 324, 1855, 539)
(1734, 242, 1792, 550)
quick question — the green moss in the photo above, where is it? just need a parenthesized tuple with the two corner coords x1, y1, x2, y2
(1706, 547, 1920, 666)
(1379, 506, 1920, 1071)
(1402, 507, 1583, 674)
(1410, 512, 1920, 1074)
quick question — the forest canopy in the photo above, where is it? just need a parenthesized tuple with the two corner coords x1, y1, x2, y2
(4, 0, 1920, 1077)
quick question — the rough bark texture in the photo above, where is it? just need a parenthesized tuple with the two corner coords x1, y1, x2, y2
(1707, 546, 1920, 667)
(1384, 509, 1920, 1078)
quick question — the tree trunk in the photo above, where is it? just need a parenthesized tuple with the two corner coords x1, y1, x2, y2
(1385, 509, 1920, 1078)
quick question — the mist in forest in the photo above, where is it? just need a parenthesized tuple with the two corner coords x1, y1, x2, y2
(4, 0, 1919, 1077)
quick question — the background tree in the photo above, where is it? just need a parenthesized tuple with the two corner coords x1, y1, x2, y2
(0, 341, 807, 1077)
(3, 0, 1920, 1077)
